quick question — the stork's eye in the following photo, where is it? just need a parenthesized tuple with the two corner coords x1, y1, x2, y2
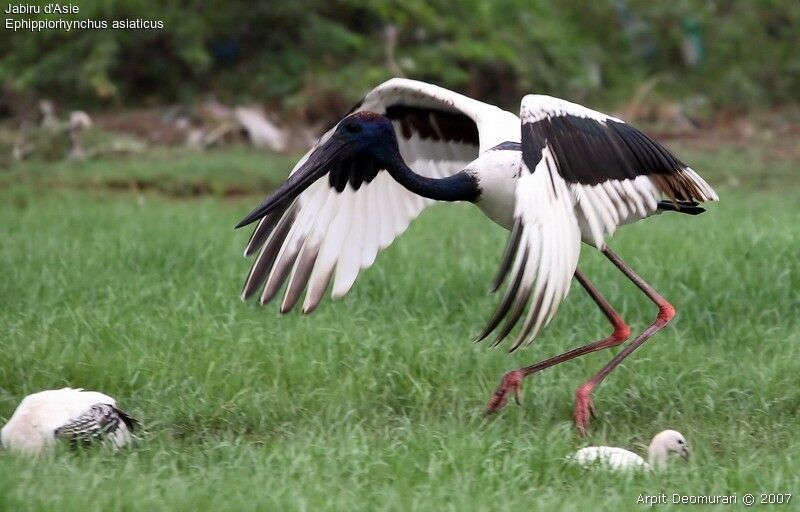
(345, 122, 361, 133)
(677, 439, 684, 445)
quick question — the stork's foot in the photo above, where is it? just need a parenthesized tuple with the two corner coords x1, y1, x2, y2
(485, 370, 524, 415)
(573, 383, 598, 436)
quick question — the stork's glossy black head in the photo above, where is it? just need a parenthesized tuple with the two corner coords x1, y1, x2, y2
(336, 111, 397, 153)
(235, 112, 397, 228)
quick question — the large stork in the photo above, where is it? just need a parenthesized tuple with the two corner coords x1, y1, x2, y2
(236, 78, 717, 434)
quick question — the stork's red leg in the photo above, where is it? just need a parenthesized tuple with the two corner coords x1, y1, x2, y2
(485, 269, 631, 414)
(573, 246, 675, 436)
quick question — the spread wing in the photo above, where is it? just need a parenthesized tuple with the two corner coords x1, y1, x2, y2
(479, 95, 718, 350)
(519, 95, 718, 248)
(240, 78, 519, 314)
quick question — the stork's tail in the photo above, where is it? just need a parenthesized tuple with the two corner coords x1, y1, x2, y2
(651, 166, 719, 207)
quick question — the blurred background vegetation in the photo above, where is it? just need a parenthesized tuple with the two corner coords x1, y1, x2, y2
(1, 0, 798, 122)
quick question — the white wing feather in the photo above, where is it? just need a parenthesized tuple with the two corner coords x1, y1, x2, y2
(243, 78, 519, 313)
(509, 147, 581, 349)
(479, 145, 581, 350)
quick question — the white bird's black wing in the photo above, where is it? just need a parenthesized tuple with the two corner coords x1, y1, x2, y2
(480, 95, 718, 350)
(241, 78, 519, 314)
(54, 403, 137, 449)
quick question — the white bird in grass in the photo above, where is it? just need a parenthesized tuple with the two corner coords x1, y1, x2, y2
(1, 388, 137, 455)
(235, 78, 718, 435)
(571, 430, 690, 470)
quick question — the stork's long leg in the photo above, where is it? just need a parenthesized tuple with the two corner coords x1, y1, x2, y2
(573, 246, 675, 436)
(485, 268, 631, 414)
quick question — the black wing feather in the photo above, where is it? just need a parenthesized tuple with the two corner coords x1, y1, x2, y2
(523, 115, 686, 185)
(54, 403, 137, 448)
(385, 104, 479, 146)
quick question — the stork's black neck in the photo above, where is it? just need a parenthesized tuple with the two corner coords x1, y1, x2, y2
(383, 152, 479, 203)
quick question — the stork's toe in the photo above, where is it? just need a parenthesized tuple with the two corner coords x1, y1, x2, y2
(573, 383, 597, 436)
(485, 370, 524, 415)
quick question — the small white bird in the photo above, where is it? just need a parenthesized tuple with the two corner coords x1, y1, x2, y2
(571, 430, 689, 470)
(1, 388, 137, 455)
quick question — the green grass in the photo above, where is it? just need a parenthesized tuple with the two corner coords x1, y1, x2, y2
(0, 147, 300, 197)
(1, 146, 799, 510)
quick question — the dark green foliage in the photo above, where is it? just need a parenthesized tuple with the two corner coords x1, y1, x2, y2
(1, 1, 798, 116)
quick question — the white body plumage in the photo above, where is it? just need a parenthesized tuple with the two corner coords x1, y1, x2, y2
(572, 446, 649, 470)
(1, 388, 135, 455)
(571, 430, 690, 471)
(470, 148, 521, 229)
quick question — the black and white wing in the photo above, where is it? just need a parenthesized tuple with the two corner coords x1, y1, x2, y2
(54, 403, 138, 449)
(519, 95, 718, 248)
(480, 95, 718, 350)
(477, 140, 581, 351)
(241, 78, 519, 314)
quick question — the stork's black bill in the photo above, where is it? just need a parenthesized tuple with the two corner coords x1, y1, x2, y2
(235, 136, 351, 229)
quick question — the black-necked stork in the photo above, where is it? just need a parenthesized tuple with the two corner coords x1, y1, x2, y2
(1, 388, 137, 454)
(236, 78, 718, 435)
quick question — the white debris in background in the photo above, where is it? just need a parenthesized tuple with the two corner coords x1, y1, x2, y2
(68, 111, 93, 159)
(185, 128, 206, 149)
(69, 111, 93, 131)
(39, 100, 58, 129)
(234, 106, 288, 151)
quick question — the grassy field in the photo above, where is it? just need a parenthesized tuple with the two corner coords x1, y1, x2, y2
(0, 144, 798, 511)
